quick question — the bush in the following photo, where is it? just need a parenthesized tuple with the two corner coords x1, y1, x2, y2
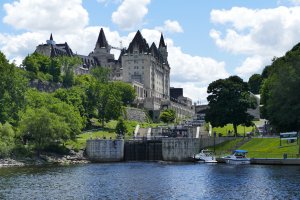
(0, 122, 15, 158)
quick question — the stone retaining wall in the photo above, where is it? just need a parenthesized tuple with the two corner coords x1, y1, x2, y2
(86, 139, 124, 162)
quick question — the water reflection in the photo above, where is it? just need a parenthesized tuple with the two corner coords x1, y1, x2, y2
(0, 163, 299, 199)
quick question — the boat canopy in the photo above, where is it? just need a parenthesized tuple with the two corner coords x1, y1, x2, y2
(234, 150, 248, 153)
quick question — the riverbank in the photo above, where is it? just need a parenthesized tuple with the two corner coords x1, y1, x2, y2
(0, 150, 90, 168)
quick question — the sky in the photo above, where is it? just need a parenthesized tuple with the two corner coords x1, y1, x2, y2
(1, 0, 300, 104)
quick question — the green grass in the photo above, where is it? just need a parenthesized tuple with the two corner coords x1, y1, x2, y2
(240, 138, 299, 158)
(208, 138, 243, 156)
(213, 124, 256, 136)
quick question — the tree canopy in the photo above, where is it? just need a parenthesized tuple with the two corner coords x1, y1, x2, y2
(205, 76, 257, 136)
(0, 52, 28, 124)
(260, 43, 300, 132)
(248, 74, 262, 94)
(160, 109, 176, 124)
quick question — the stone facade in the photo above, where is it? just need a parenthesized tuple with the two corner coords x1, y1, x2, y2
(121, 31, 170, 101)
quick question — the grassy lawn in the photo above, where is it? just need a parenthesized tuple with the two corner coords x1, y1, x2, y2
(240, 138, 299, 158)
(208, 138, 244, 156)
(213, 124, 256, 136)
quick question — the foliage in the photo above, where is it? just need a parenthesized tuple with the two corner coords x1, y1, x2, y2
(205, 76, 257, 136)
(53, 86, 88, 127)
(91, 67, 111, 83)
(19, 107, 70, 156)
(59, 56, 82, 88)
(113, 81, 136, 105)
(160, 109, 176, 123)
(260, 43, 300, 132)
(87, 82, 123, 126)
(0, 122, 15, 158)
(22, 53, 61, 82)
(248, 74, 262, 94)
(0, 52, 28, 125)
(115, 118, 127, 137)
(20, 89, 84, 155)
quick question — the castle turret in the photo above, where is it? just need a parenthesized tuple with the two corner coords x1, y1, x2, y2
(94, 28, 110, 53)
(158, 33, 168, 64)
(46, 33, 56, 45)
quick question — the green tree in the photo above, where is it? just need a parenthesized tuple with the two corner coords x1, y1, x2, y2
(160, 109, 176, 123)
(49, 58, 61, 82)
(205, 76, 256, 136)
(113, 81, 136, 105)
(0, 52, 28, 124)
(261, 43, 300, 132)
(91, 67, 111, 83)
(115, 118, 127, 138)
(23, 53, 51, 75)
(59, 56, 82, 88)
(25, 89, 84, 135)
(248, 74, 262, 94)
(0, 122, 15, 157)
(19, 107, 70, 156)
(53, 86, 88, 127)
(98, 84, 123, 126)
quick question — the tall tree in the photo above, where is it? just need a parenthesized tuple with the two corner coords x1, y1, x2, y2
(261, 43, 300, 132)
(91, 67, 111, 83)
(206, 76, 256, 136)
(19, 107, 69, 156)
(248, 74, 262, 94)
(115, 118, 127, 138)
(0, 52, 28, 124)
(113, 81, 136, 105)
(59, 56, 82, 88)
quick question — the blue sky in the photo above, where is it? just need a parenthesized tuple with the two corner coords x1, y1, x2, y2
(1, 0, 300, 103)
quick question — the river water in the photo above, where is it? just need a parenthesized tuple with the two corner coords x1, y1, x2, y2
(0, 162, 299, 200)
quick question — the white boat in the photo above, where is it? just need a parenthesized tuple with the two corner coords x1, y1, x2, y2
(194, 149, 217, 163)
(223, 150, 251, 164)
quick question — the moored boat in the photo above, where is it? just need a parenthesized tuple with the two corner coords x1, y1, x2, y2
(223, 150, 250, 164)
(194, 149, 217, 163)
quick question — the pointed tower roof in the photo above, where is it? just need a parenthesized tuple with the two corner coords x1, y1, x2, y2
(96, 28, 108, 48)
(159, 33, 166, 48)
(50, 33, 53, 41)
(127, 30, 149, 53)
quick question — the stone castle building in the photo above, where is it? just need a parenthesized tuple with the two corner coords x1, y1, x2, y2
(34, 28, 194, 120)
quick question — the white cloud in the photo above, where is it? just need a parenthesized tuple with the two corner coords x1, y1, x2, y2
(155, 20, 184, 33)
(235, 56, 268, 80)
(3, 0, 88, 32)
(111, 0, 151, 30)
(289, 0, 300, 5)
(210, 6, 300, 80)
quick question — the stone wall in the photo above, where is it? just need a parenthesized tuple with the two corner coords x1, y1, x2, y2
(162, 137, 235, 162)
(125, 107, 148, 122)
(86, 139, 124, 162)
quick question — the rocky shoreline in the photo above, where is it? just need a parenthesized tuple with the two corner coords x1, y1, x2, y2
(0, 150, 90, 168)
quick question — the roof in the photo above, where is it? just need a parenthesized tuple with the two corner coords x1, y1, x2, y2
(234, 150, 248, 153)
(159, 33, 166, 48)
(95, 28, 109, 48)
(126, 30, 150, 54)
